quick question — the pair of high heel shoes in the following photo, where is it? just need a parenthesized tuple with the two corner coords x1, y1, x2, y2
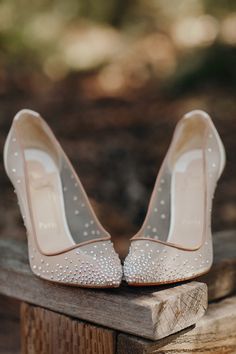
(4, 109, 225, 288)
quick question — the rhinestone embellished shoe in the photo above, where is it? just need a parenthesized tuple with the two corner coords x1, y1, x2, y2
(4, 109, 122, 288)
(124, 110, 225, 285)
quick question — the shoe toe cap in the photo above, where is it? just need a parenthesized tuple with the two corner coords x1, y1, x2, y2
(124, 240, 213, 285)
(29, 240, 122, 287)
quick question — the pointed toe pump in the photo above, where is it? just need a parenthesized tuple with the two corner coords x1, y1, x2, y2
(124, 110, 225, 286)
(4, 109, 122, 288)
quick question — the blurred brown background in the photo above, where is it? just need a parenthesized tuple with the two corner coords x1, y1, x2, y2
(0, 0, 236, 255)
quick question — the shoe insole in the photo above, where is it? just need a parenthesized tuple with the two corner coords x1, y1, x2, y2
(25, 149, 75, 254)
(167, 150, 205, 248)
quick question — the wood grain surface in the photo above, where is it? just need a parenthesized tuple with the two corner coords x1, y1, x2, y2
(0, 295, 20, 354)
(21, 302, 116, 354)
(117, 294, 236, 353)
(0, 230, 235, 340)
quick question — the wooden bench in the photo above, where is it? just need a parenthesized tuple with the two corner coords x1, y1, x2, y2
(0, 231, 235, 353)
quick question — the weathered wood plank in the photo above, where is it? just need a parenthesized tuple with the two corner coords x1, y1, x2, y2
(117, 295, 236, 353)
(0, 230, 235, 340)
(21, 302, 116, 354)
(0, 238, 207, 340)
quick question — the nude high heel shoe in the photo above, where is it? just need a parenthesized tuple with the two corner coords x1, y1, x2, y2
(4, 109, 122, 288)
(124, 110, 225, 285)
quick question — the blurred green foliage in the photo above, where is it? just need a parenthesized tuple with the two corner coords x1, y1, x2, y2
(2, 0, 236, 92)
